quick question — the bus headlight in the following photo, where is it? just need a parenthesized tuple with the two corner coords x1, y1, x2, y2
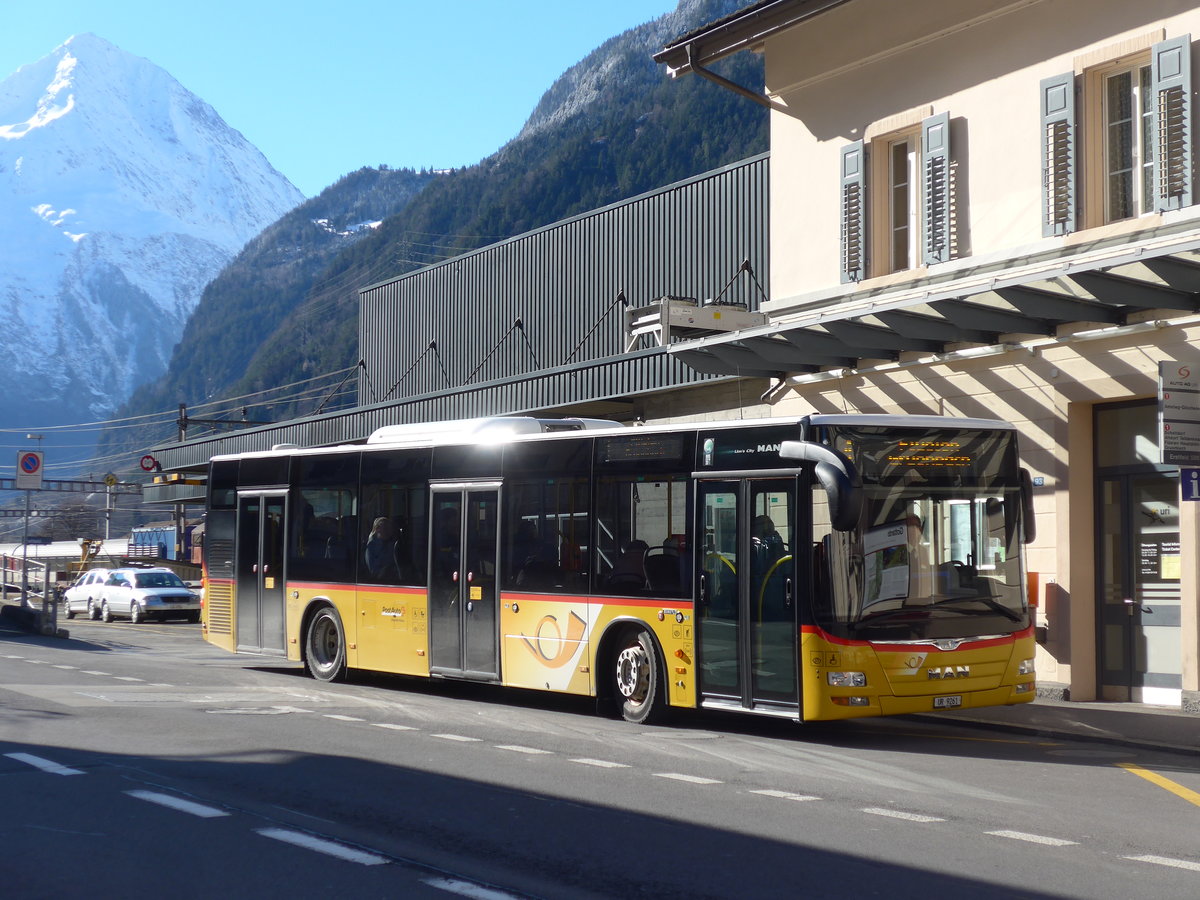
(1017, 658, 1035, 676)
(827, 671, 867, 687)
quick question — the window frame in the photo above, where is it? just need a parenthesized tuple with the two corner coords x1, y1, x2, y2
(872, 127, 921, 275)
(1083, 51, 1155, 228)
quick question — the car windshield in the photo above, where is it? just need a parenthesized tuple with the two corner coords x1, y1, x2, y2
(134, 572, 185, 589)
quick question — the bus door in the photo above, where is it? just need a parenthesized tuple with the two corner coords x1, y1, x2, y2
(696, 478, 799, 714)
(235, 490, 287, 656)
(428, 483, 500, 679)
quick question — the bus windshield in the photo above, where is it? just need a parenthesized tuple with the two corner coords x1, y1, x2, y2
(816, 425, 1029, 641)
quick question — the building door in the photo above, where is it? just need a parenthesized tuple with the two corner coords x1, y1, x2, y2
(429, 484, 500, 679)
(696, 478, 799, 714)
(1095, 402, 1182, 704)
(235, 491, 287, 656)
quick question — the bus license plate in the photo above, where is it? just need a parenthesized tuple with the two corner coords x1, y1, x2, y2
(933, 695, 962, 709)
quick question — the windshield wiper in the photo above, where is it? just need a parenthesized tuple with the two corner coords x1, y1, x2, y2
(930, 596, 1023, 622)
(848, 606, 931, 632)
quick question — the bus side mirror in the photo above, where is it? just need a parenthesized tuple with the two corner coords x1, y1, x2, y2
(779, 441, 862, 532)
(1019, 468, 1036, 544)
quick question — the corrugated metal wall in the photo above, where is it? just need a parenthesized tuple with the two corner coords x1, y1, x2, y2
(359, 154, 769, 409)
(154, 155, 769, 471)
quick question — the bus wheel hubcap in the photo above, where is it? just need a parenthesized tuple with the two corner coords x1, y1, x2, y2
(616, 644, 648, 701)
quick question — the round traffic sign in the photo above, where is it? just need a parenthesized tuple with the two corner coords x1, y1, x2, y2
(19, 452, 41, 475)
(140, 454, 158, 472)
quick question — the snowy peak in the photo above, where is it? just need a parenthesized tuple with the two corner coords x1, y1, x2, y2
(0, 33, 304, 450)
(1, 33, 297, 245)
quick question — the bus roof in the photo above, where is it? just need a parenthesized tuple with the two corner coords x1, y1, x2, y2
(209, 413, 1015, 463)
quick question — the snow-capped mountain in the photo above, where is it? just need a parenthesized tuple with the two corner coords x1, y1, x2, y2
(0, 33, 303, 440)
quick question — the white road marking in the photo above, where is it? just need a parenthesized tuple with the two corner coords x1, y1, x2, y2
(323, 714, 365, 722)
(751, 789, 821, 802)
(5, 753, 84, 776)
(373, 723, 417, 731)
(495, 745, 552, 755)
(3, 654, 24, 659)
(52, 664, 77, 670)
(206, 707, 305, 715)
(1124, 855, 1200, 872)
(570, 758, 630, 769)
(25, 659, 47, 664)
(862, 807, 945, 823)
(986, 830, 1077, 846)
(81, 671, 110, 676)
(654, 773, 722, 785)
(126, 790, 229, 818)
(255, 828, 388, 865)
(433, 734, 482, 742)
(113, 676, 143, 682)
(422, 876, 525, 899)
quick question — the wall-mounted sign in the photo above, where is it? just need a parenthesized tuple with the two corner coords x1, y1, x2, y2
(1158, 361, 1200, 465)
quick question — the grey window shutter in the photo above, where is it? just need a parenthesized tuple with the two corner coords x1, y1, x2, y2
(840, 140, 867, 283)
(922, 111, 951, 265)
(1040, 72, 1076, 236)
(1152, 34, 1192, 212)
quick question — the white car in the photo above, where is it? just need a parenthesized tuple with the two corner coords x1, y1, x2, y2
(99, 567, 201, 623)
(61, 568, 112, 620)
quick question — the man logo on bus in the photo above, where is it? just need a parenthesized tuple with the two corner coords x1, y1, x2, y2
(521, 611, 587, 668)
(927, 665, 970, 679)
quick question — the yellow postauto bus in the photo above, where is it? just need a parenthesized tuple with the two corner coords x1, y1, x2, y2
(201, 414, 1037, 723)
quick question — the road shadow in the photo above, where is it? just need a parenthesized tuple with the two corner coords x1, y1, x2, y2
(0, 735, 1082, 900)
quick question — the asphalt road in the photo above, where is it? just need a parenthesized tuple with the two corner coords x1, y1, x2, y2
(2, 617, 1199, 899)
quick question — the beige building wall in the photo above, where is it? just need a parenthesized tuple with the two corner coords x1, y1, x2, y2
(764, 0, 1199, 301)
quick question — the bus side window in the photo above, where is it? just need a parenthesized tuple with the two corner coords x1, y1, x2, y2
(595, 475, 688, 598)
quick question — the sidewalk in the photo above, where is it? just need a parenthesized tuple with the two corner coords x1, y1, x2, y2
(925, 691, 1200, 758)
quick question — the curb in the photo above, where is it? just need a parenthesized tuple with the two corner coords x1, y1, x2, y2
(916, 711, 1200, 759)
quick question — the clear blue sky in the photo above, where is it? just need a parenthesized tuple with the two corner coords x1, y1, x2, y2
(0, 0, 678, 197)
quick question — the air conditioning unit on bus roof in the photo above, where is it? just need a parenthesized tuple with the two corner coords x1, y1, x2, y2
(367, 416, 624, 446)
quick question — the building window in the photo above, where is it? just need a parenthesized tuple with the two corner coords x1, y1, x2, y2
(887, 132, 918, 272)
(839, 112, 951, 283)
(1103, 63, 1154, 222)
(1041, 34, 1192, 237)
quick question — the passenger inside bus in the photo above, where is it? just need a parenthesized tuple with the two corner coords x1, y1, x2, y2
(364, 517, 399, 581)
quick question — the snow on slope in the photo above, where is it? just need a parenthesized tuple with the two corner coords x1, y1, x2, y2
(0, 33, 303, 428)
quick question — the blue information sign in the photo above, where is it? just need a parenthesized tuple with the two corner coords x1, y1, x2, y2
(1181, 467, 1200, 501)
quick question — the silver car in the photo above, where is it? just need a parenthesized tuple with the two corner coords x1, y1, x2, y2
(61, 568, 112, 620)
(99, 567, 201, 623)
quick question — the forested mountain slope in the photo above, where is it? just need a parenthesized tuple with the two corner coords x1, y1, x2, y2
(111, 0, 765, 449)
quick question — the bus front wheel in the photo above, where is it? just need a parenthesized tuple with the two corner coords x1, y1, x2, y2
(305, 607, 346, 682)
(613, 629, 664, 725)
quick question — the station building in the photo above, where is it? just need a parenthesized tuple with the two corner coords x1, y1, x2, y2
(653, 0, 1200, 711)
(152, 0, 1200, 713)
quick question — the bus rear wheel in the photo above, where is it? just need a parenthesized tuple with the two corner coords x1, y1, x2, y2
(305, 607, 346, 682)
(613, 629, 664, 724)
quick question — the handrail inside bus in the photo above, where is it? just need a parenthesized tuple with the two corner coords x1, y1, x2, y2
(778, 440, 862, 532)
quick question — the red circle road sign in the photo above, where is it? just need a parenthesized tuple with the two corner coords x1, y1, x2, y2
(140, 454, 158, 472)
(19, 452, 42, 475)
